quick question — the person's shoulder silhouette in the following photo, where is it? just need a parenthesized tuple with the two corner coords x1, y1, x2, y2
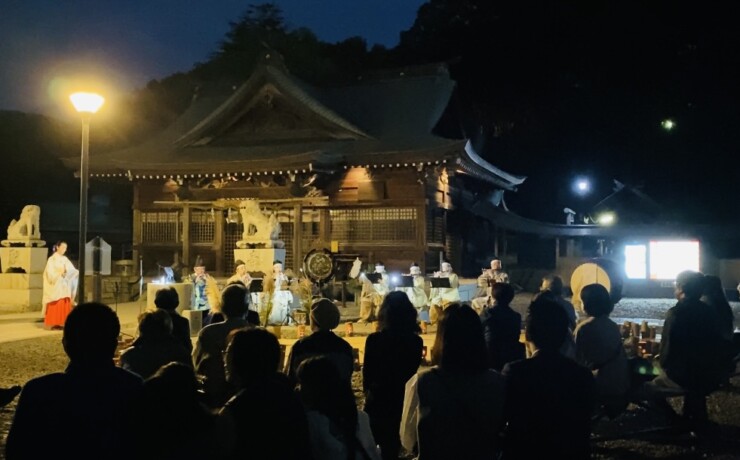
(6, 302, 144, 460)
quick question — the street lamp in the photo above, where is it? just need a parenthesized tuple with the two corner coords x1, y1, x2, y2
(69, 92, 104, 304)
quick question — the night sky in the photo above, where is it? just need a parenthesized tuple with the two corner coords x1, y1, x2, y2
(0, 0, 425, 112)
(2, 1, 740, 225)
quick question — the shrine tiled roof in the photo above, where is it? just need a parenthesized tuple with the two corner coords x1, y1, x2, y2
(65, 58, 524, 190)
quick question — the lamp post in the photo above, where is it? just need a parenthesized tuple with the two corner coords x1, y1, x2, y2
(69, 92, 105, 304)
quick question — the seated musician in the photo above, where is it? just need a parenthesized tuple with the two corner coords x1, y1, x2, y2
(358, 261, 390, 323)
(399, 262, 429, 323)
(471, 258, 509, 314)
(429, 261, 460, 324)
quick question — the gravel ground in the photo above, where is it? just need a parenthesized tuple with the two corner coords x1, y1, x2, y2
(2, 296, 739, 459)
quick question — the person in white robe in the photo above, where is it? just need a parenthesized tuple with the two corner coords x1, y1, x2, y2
(42, 241, 79, 329)
(429, 261, 460, 324)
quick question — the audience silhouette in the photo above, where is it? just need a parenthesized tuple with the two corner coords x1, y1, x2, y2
(574, 283, 630, 418)
(401, 303, 506, 460)
(299, 355, 381, 460)
(219, 327, 312, 460)
(6, 302, 144, 460)
(131, 362, 222, 460)
(193, 283, 252, 408)
(502, 297, 594, 460)
(646, 270, 731, 431)
(119, 309, 192, 379)
(363, 291, 423, 460)
(153, 286, 193, 353)
(285, 298, 354, 386)
(480, 282, 525, 371)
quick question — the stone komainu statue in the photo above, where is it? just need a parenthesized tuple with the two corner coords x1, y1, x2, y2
(7, 205, 41, 241)
(237, 200, 284, 249)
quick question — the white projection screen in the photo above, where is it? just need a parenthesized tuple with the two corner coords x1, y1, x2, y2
(648, 240, 700, 280)
(624, 244, 647, 279)
(624, 241, 700, 280)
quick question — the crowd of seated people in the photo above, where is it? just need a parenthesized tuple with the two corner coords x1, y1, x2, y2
(4, 268, 737, 459)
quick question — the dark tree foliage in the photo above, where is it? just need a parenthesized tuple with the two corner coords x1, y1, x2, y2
(121, 2, 396, 140)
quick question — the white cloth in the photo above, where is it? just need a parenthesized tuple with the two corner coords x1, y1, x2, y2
(360, 273, 390, 302)
(306, 409, 381, 460)
(42, 253, 78, 313)
(430, 273, 460, 306)
(401, 275, 428, 311)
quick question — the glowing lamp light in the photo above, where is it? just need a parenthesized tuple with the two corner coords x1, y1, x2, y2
(661, 119, 675, 131)
(69, 92, 105, 114)
(573, 177, 591, 196)
(69, 90, 105, 303)
(597, 212, 615, 225)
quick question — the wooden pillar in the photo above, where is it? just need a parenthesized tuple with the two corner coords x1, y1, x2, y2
(493, 224, 499, 258)
(502, 229, 508, 262)
(181, 205, 191, 266)
(319, 209, 331, 243)
(418, 204, 427, 272)
(293, 204, 303, 272)
(214, 207, 224, 275)
(132, 208, 142, 274)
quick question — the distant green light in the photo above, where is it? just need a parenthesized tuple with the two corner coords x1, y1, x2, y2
(661, 119, 675, 131)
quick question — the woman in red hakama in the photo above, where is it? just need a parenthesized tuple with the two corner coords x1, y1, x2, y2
(42, 241, 79, 330)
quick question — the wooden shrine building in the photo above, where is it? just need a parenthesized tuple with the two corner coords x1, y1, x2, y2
(68, 54, 525, 277)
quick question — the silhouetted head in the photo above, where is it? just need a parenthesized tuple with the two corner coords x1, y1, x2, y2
(581, 283, 613, 317)
(378, 291, 420, 334)
(154, 287, 179, 311)
(431, 303, 487, 374)
(540, 274, 564, 296)
(297, 354, 343, 411)
(526, 297, 569, 351)
(225, 328, 280, 387)
(145, 361, 200, 401)
(702, 274, 726, 301)
(675, 270, 705, 300)
(220, 283, 249, 318)
(63, 302, 120, 365)
(310, 298, 340, 331)
(296, 354, 358, 449)
(491, 282, 515, 306)
(137, 309, 173, 339)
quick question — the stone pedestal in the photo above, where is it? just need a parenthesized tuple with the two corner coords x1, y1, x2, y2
(146, 282, 193, 313)
(0, 247, 48, 313)
(234, 248, 287, 275)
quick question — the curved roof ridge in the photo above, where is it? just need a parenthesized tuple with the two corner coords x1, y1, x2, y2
(464, 141, 526, 186)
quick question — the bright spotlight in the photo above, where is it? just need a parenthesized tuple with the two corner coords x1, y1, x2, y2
(573, 177, 591, 196)
(597, 212, 615, 225)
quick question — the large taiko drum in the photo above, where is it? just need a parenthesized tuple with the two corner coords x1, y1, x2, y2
(570, 258, 624, 311)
